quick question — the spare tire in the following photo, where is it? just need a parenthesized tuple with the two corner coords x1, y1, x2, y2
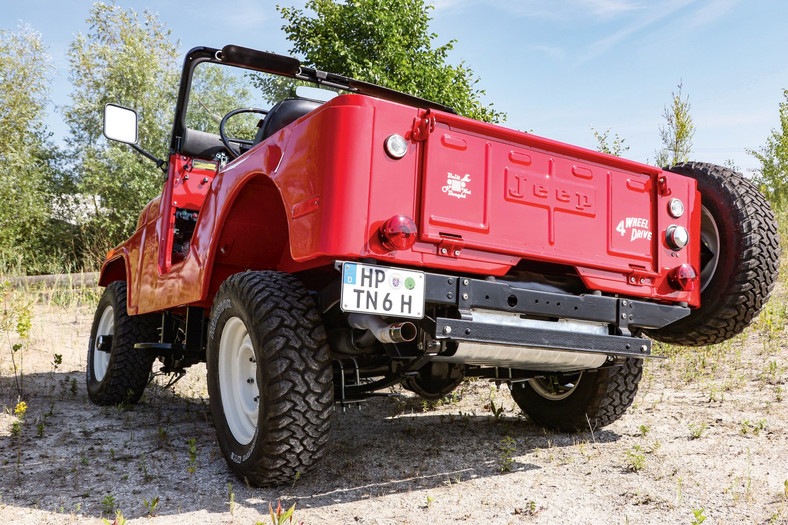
(646, 162, 780, 346)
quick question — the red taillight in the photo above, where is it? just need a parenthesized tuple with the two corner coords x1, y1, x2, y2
(379, 215, 418, 251)
(668, 263, 697, 291)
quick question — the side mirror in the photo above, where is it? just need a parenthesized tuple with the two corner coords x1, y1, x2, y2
(103, 103, 138, 144)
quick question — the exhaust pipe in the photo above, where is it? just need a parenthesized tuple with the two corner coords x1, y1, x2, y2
(348, 314, 417, 344)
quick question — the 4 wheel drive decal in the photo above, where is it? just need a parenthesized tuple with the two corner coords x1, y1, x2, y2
(615, 217, 652, 242)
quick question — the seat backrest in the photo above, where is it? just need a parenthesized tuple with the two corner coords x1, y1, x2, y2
(254, 98, 322, 146)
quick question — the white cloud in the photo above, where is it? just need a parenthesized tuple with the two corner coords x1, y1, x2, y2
(576, 0, 643, 17)
(575, 0, 696, 64)
(684, 0, 741, 29)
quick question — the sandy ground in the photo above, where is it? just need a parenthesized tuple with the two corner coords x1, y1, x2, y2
(0, 285, 786, 524)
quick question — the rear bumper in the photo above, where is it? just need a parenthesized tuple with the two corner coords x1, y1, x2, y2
(425, 273, 689, 360)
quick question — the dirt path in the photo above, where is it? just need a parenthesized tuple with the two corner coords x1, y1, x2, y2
(1, 289, 786, 524)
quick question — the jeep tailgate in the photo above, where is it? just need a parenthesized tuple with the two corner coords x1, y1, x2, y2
(417, 110, 701, 305)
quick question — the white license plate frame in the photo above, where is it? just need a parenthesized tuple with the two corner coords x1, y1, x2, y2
(340, 262, 425, 319)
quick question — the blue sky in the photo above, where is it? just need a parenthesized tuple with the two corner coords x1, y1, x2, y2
(3, 0, 788, 172)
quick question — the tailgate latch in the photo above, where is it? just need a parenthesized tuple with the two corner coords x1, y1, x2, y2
(411, 110, 436, 141)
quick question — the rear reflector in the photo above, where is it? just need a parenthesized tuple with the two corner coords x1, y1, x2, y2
(379, 215, 418, 251)
(668, 263, 697, 291)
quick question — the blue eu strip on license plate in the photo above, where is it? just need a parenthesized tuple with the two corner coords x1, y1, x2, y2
(340, 263, 425, 319)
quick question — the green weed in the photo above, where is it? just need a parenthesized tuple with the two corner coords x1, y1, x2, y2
(186, 437, 197, 476)
(228, 483, 235, 515)
(690, 508, 706, 525)
(688, 422, 708, 440)
(740, 419, 766, 436)
(101, 494, 116, 516)
(498, 435, 516, 472)
(625, 445, 646, 472)
(267, 500, 298, 525)
(142, 496, 159, 517)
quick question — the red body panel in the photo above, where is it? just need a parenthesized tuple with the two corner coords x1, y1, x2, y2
(101, 94, 701, 315)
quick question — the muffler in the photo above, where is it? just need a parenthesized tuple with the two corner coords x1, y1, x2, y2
(348, 313, 417, 344)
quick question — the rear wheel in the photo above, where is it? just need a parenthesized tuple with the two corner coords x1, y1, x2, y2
(207, 271, 333, 486)
(510, 359, 643, 431)
(646, 162, 780, 346)
(87, 281, 158, 405)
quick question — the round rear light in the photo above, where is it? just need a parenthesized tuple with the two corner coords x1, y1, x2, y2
(668, 263, 698, 291)
(666, 225, 689, 250)
(379, 215, 418, 251)
(384, 134, 408, 159)
(668, 198, 685, 218)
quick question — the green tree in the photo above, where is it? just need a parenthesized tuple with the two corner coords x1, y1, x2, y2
(591, 127, 630, 157)
(655, 81, 694, 167)
(63, 3, 179, 249)
(277, 0, 504, 123)
(0, 25, 61, 273)
(751, 89, 788, 209)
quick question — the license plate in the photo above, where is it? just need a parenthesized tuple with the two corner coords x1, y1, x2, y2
(340, 263, 425, 319)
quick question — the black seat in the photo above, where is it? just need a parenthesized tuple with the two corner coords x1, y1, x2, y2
(254, 98, 322, 145)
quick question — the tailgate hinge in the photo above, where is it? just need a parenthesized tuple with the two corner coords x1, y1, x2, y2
(411, 110, 436, 141)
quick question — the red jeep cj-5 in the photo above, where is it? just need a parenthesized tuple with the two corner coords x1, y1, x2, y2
(93, 45, 780, 485)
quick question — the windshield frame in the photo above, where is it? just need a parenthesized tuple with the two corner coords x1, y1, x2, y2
(169, 45, 455, 156)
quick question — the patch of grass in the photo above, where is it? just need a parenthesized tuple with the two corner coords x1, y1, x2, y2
(625, 445, 646, 472)
(265, 500, 298, 525)
(187, 437, 197, 476)
(688, 422, 708, 440)
(739, 419, 766, 436)
(228, 483, 235, 516)
(498, 435, 516, 472)
(690, 508, 706, 525)
(142, 496, 159, 517)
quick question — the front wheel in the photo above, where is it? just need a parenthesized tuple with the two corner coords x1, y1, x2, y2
(87, 281, 158, 405)
(510, 359, 643, 432)
(207, 271, 334, 486)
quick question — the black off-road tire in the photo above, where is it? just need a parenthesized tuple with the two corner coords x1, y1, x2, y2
(206, 271, 334, 487)
(87, 281, 159, 405)
(510, 359, 643, 432)
(646, 162, 780, 346)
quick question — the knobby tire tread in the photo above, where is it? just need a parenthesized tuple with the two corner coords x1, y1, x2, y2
(88, 281, 158, 405)
(511, 359, 643, 432)
(210, 271, 333, 486)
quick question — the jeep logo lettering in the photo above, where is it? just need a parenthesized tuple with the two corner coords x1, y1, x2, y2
(505, 170, 595, 215)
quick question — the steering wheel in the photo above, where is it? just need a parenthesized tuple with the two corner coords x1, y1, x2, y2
(219, 107, 268, 159)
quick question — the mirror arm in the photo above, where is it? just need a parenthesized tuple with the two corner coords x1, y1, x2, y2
(131, 144, 167, 172)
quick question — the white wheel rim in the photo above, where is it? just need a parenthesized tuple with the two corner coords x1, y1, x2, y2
(529, 373, 582, 401)
(218, 316, 259, 445)
(93, 305, 114, 381)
